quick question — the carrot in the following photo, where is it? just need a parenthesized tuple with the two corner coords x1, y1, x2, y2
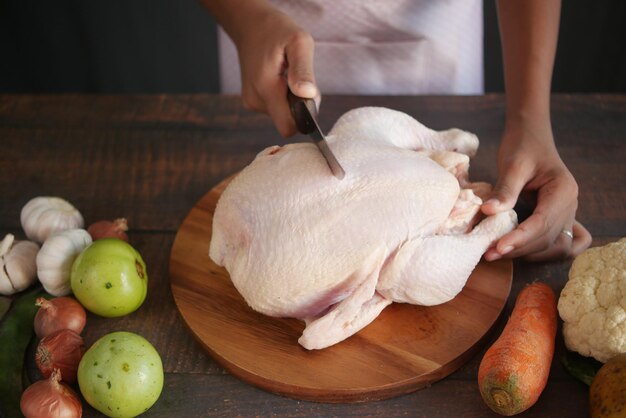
(477, 282, 557, 416)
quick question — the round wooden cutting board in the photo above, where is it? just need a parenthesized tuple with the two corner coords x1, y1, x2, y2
(169, 176, 513, 403)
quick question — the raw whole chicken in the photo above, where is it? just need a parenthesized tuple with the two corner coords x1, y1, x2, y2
(209, 107, 517, 350)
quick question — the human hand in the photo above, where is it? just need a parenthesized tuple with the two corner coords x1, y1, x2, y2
(235, 8, 320, 137)
(481, 117, 592, 262)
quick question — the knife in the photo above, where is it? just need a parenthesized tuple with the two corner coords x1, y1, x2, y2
(287, 90, 346, 180)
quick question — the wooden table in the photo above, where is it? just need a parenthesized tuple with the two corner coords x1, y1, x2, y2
(1, 94, 624, 417)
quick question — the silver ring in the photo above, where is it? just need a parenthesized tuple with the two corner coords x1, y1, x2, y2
(561, 229, 574, 239)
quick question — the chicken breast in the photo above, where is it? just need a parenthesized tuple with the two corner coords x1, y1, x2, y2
(209, 107, 516, 350)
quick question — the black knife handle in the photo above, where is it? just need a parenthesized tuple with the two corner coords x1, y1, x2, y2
(287, 90, 317, 135)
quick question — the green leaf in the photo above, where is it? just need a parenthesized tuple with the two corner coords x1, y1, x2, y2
(0, 288, 48, 418)
(561, 350, 603, 386)
(0, 296, 11, 322)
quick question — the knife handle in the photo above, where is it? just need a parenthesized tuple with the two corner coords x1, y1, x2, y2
(287, 90, 317, 135)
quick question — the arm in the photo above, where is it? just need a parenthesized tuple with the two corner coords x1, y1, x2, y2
(482, 0, 591, 261)
(497, 0, 559, 122)
(199, 0, 319, 136)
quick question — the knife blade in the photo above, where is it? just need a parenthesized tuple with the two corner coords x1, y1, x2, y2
(288, 90, 346, 180)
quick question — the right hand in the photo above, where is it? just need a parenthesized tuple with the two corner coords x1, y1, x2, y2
(236, 9, 320, 137)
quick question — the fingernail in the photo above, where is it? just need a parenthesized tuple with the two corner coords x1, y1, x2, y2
(485, 198, 501, 208)
(500, 245, 514, 255)
(296, 81, 317, 97)
(484, 251, 501, 261)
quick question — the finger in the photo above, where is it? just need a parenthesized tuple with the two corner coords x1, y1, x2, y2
(264, 78, 298, 137)
(243, 68, 298, 137)
(258, 31, 317, 137)
(496, 208, 579, 261)
(486, 217, 570, 262)
(241, 56, 285, 115)
(483, 212, 557, 262)
(285, 31, 319, 99)
(486, 208, 571, 261)
(521, 229, 574, 262)
(570, 220, 592, 257)
(495, 176, 576, 256)
(481, 162, 530, 215)
(241, 90, 265, 113)
(525, 220, 592, 262)
(483, 247, 504, 262)
(483, 215, 552, 261)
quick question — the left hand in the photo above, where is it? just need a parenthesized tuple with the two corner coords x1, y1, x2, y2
(481, 117, 592, 262)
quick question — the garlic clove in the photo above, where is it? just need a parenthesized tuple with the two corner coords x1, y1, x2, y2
(0, 234, 40, 295)
(0, 234, 17, 294)
(37, 229, 92, 297)
(5, 241, 40, 292)
(0, 266, 15, 294)
(0, 233, 15, 256)
(21, 197, 84, 243)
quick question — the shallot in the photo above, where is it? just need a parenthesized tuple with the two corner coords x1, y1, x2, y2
(36, 329, 85, 384)
(87, 218, 129, 241)
(20, 369, 82, 418)
(34, 297, 87, 339)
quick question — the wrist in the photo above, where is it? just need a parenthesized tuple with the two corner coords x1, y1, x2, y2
(501, 111, 556, 153)
(504, 103, 552, 132)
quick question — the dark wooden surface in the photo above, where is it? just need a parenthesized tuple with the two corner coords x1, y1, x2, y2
(1, 94, 625, 417)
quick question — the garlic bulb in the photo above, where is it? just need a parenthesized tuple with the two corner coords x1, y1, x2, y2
(37, 229, 92, 296)
(21, 197, 84, 243)
(0, 234, 40, 295)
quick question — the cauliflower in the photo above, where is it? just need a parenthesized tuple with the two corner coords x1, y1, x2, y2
(557, 238, 626, 363)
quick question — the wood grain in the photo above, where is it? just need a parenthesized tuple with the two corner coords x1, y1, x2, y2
(1, 95, 624, 235)
(2, 94, 623, 417)
(170, 176, 513, 402)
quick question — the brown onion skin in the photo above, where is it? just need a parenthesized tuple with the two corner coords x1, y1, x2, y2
(36, 329, 85, 384)
(34, 297, 87, 339)
(21, 369, 82, 418)
(87, 218, 129, 241)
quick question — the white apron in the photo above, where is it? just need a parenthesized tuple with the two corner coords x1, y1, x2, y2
(218, 0, 484, 95)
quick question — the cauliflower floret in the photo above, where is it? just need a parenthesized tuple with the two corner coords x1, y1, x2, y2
(557, 238, 626, 363)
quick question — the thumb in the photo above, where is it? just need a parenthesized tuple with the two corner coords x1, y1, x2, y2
(482, 167, 528, 215)
(285, 33, 318, 99)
